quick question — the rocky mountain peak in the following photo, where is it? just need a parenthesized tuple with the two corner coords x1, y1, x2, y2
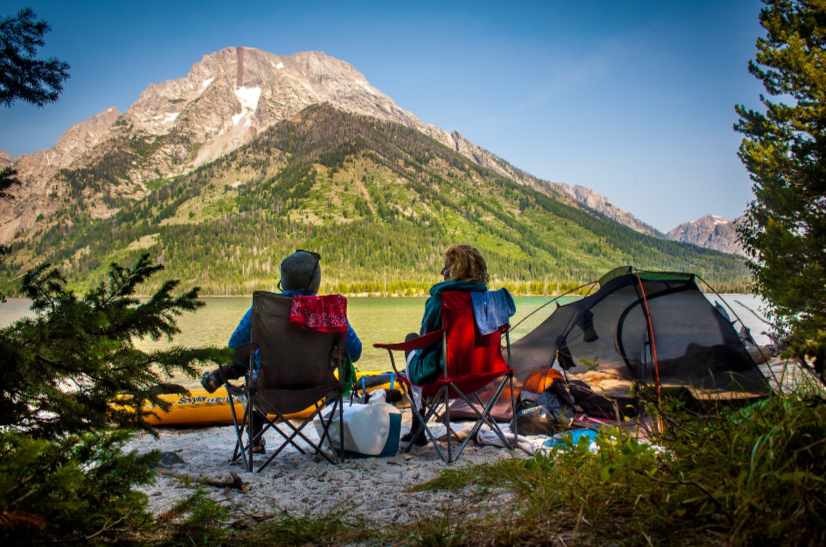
(666, 214, 745, 255)
(1, 46, 676, 249)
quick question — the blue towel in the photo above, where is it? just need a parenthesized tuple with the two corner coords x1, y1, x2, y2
(470, 288, 516, 336)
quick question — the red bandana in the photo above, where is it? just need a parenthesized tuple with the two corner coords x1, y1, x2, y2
(289, 294, 349, 333)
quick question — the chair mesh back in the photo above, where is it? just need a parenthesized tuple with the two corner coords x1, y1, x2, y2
(441, 292, 510, 382)
(251, 291, 340, 391)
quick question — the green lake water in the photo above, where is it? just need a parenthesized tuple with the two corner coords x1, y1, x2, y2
(0, 293, 769, 390)
(0, 296, 569, 389)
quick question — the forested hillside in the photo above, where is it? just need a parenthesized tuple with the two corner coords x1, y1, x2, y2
(0, 104, 749, 296)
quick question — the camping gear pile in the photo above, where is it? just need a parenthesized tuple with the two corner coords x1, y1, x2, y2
(513, 368, 638, 436)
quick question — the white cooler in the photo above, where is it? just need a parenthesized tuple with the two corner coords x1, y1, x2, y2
(313, 402, 401, 457)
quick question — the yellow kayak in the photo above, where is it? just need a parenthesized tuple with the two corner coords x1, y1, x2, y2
(143, 371, 399, 427)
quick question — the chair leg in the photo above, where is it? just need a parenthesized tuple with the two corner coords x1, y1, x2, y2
(313, 397, 341, 462)
(509, 373, 518, 449)
(247, 396, 254, 472)
(448, 378, 515, 462)
(339, 395, 345, 464)
(229, 398, 251, 471)
(315, 400, 334, 454)
(445, 387, 453, 464)
(422, 386, 449, 463)
(254, 398, 344, 471)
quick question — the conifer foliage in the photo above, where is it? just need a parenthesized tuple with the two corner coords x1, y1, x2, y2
(0, 253, 227, 439)
(0, 430, 159, 542)
(0, 8, 70, 107)
(736, 0, 826, 382)
(0, 254, 228, 543)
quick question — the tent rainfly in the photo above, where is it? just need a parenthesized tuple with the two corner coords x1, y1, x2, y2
(509, 267, 770, 401)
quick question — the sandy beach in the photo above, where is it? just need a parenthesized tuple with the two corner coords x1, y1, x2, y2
(125, 409, 533, 525)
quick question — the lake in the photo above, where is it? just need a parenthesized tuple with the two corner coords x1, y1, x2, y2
(0, 294, 772, 389)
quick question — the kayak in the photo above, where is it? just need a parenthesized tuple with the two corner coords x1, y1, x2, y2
(143, 371, 400, 427)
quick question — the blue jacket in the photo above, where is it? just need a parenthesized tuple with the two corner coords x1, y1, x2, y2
(407, 280, 487, 385)
(228, 290, 362, 368)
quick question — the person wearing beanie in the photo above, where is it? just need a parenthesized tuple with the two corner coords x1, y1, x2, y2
(200, 250, 362, 453)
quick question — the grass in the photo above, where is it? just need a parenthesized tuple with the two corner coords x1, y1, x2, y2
(413, 375, 826, 546)
(241, 508, 371, 546)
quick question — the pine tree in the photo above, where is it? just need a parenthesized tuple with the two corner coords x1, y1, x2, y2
(735, 0, 826, 383)
(0, 254, 229, 543)
(0, 253, 228, 439)
(0, 8, 70, 107)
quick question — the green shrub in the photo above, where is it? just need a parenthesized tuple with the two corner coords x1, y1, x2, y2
(0, 253, 228, 439)
(0, 254, 230, 545)
(158, 489, 228, 545)
(419, 380, 826, 546)
(0, 430, 158, 545)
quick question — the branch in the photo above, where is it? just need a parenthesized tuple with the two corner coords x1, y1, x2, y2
(157, 469, 247, 492)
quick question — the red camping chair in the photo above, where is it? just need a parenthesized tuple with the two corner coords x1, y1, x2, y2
(374, 291, 517, 463)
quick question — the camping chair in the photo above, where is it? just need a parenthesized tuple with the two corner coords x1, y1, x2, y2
(374, 291, 517, 464)
(219, 291, 346, 473)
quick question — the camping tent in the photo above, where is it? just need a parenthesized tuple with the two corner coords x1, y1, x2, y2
(509, 267, 770, 400)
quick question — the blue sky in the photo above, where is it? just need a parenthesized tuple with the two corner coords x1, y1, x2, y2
(0, 0, 766, 232)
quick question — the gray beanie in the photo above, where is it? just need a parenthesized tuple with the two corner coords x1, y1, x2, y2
(280, 251, 321, 291)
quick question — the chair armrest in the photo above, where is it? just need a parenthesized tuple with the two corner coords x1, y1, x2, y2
(373, 327, 446, 352)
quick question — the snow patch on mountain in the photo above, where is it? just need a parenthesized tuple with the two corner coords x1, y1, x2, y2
(301, 81, 319, 97)
(234, 87, 261, 111)
(200, 78, 214, 92)
(357, 80, 375, 95)
(232, 86, 261, 125)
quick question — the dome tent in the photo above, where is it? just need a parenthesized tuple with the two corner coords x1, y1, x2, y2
(509, 267, 770, 401)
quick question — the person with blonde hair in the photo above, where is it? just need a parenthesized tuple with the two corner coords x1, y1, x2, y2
(402, 244, 496, 444)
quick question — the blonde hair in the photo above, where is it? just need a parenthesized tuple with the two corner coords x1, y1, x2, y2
(445, 244, 489, 284)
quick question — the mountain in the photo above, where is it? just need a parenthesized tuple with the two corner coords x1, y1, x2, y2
(665, 215, 745, 256)
(554, 183, 665, 238)
(0, 47, 660, 246)
(0, 108, 121, 243)
(0, 103, 749, 297)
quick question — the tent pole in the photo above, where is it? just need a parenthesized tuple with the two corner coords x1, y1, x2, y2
(508, 280, 599, 333)
(632, 267, 663, 434)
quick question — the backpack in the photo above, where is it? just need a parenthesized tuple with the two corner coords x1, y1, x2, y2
(515, 388, 575, 435)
